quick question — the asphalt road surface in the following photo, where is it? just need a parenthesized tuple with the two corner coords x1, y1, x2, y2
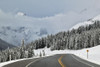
(3, 54, 100, 67)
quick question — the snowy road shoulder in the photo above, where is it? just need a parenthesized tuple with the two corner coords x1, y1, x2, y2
(0, 45, 100, 67)
(0, 56, 39, 67)
(34, 46, 100, 65)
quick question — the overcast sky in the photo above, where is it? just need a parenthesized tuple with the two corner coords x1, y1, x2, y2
(0, 0, 95, 17)
(0, 0, 100, 38)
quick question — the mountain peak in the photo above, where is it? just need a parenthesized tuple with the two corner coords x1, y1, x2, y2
(17, 12, 26, 16)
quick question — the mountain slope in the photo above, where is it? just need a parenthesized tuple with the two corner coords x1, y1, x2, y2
(70, 15, 100, 30)
(0, 0, 100, 46)
(0, 26, 48, 46)
(0, 38, 15, 50)
(27, 19, 100, 51)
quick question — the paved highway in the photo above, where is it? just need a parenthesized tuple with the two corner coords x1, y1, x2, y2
(3, 54, 100, 67)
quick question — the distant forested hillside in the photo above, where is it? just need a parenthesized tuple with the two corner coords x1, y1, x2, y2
(0, 20, 100, 63)
(0, 38, 15, 50)
(28, 20, 100, 50)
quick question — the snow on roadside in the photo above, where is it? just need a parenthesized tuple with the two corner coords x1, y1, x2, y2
(0, 56, 39, 67)
(34, 46, 100, 65)
(73, 45, 100, 65)
(0, 45, 100, 67)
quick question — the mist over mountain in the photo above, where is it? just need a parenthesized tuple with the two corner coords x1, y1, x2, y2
(0, 0, 100, 46)
(0, 38, 15, 50)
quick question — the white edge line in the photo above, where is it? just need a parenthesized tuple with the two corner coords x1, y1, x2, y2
(25, 58, 41, 67)
(26, 55, 56, 67)
(71, 54, 94, 67)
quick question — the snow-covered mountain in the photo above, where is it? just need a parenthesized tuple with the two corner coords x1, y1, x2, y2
(1, 14, 100, 46)
(0, 26, 48, 46)
(70, 15, 100, 30)
(1, 0, 100, 46)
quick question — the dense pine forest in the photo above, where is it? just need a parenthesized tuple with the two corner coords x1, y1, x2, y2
(28, 20, 100, 50)
(0, 20, 100, 62)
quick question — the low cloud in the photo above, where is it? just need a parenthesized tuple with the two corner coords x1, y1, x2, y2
(0, 6, 100, 34)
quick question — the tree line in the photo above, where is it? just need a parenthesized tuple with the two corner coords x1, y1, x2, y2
(0, 20, 100, 63)
(0, 40, 35, 62)
(28, 20, 100, 50)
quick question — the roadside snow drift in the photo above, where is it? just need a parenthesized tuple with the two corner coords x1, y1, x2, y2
(0, 45, 100, 67)
(34, 45, 100, 65)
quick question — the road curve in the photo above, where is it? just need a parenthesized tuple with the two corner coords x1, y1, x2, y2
(3, 54, 100, 67)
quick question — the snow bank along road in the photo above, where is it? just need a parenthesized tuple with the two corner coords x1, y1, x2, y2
(3, 54, 100, 67)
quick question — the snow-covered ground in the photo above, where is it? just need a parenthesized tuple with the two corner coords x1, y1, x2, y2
(0, 56, 40, 67)
(34, 45, 100, 65)
(0, 45, 100, 67)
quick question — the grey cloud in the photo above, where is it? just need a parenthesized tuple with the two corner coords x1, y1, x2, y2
(0, 0, 95, 17)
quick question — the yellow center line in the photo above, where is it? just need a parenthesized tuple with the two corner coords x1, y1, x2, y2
(58, 55, 66, 67)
